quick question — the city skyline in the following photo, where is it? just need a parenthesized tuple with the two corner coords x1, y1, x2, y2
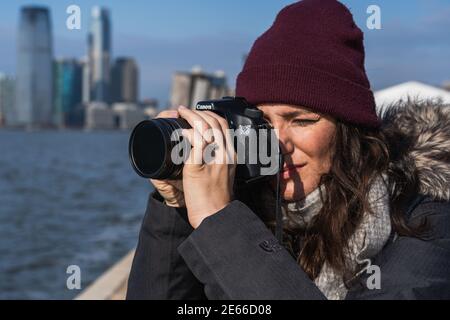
(1, 3, 238, 129)
(4, 4, 152, 129)
(0, 1, 449, 107)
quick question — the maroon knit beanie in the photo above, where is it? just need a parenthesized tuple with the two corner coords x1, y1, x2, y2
(236, 0, 380, 128)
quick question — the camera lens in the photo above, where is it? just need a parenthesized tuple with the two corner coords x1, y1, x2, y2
(129, 118, 191, 180)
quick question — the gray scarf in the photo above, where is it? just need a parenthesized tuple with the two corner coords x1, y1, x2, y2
(280, 175, 391, 300)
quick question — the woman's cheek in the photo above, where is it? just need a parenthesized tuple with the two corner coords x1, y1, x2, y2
(292, 127, 334, 177)
(291, 130, 319, 158)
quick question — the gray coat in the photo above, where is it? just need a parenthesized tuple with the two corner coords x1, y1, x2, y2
(126, 100, 450, 300)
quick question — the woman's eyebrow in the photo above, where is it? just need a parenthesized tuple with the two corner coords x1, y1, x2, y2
(277, 110, 317, 120)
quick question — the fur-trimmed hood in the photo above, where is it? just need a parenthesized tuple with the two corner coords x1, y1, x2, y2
(381, 99, 450, 202)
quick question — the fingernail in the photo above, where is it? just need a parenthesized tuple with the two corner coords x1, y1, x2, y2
(179, 105, 187, 110)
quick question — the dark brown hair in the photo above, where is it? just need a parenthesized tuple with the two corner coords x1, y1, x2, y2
(236, 120, 423, 283)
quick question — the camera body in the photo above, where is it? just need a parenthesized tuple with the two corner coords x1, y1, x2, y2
(194, 97, 279, 184)
(129, 97, 280, 185)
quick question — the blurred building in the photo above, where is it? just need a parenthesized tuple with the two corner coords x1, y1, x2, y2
(208, 70, 228, 101)
(88, 6, 111, 103)
(85, 102, 114, 130)
(375, 81, 450, 114)
(139, 98, 158, 110)
(80, 56, 91, 105)
(53, 59, 83, 128)
(112, 103, 145, 130)
(86, 102, 147, 130)
(142, 107, 158, 119)
(0, 74, 16, 127)
(16, 6, 54, 128)
(111, 57, 139, 103)
(190, 66, 211, 108)
(169, 66, 231, 109)
(170, 72, 192, 108)
(139, 98, 158, 119)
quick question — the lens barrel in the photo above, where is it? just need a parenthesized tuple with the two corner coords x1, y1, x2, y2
(129, 118, 191, 180)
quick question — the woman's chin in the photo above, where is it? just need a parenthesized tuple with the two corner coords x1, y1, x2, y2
(282, 192, 304, 202)
(281, 185, 306, 202)
(270, 176, 309, 201)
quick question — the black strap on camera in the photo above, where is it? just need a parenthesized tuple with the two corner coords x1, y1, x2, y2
(275, 152, 284, 243)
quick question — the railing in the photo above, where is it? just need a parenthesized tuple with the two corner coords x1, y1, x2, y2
(75, 250, 135, 300)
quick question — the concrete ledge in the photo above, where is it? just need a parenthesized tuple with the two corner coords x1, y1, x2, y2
(75, 249, 135, 300)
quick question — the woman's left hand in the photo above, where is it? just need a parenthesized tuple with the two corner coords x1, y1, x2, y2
(177, 106, 237, 229)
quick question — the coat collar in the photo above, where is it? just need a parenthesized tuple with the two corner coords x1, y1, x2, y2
(380, 99, 450, 202)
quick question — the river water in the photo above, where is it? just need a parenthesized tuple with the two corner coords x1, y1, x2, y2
(0, 129, 152, 299)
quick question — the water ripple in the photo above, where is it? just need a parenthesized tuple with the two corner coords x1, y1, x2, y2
(0, 130, 152, 299)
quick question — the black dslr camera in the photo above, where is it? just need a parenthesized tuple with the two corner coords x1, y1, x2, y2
(129, 97, 280, 185)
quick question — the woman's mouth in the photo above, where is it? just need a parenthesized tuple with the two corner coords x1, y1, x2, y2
(281, 164, 306, 178)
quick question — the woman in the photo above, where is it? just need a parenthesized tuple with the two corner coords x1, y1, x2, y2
(127, 0, 450, 300)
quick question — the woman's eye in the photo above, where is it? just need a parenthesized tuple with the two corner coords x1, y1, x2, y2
(292, 118, 320, 126)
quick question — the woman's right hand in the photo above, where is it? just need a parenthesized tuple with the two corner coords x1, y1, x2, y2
(149, 109, 185, 208)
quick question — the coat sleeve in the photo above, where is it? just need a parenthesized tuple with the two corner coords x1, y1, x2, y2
(177, 200, 326, 300)
(126, 191, 206, 300)
(178, 199, 450, 300)
(346, 199, 450, 300)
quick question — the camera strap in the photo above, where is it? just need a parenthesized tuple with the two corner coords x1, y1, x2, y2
(275, 153, 284, 243)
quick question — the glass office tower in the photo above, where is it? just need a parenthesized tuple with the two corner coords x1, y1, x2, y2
(16, 6, 53, 128)
(88, 6, 111, 103)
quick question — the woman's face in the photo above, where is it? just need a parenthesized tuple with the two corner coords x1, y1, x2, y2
(258, 104, 337, 201)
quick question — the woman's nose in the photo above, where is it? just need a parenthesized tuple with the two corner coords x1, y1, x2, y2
(276, 128, 295, 155)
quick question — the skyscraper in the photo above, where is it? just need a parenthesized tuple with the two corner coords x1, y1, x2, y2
(80, 56, 91, 105)
(111, 57, 139, 103)
(209, 70, 228, 99)
(53, 59, 83, 127)
(16, 6, 53, 128)
(169, 72, 192, 109)
(0, 74, 16, 127)
(88, 6, 111, 103)
(190, 73, 211, 108)
(169, 66, 230, 109)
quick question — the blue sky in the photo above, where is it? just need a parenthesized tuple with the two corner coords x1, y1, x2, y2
(1, 0, 450, 107)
